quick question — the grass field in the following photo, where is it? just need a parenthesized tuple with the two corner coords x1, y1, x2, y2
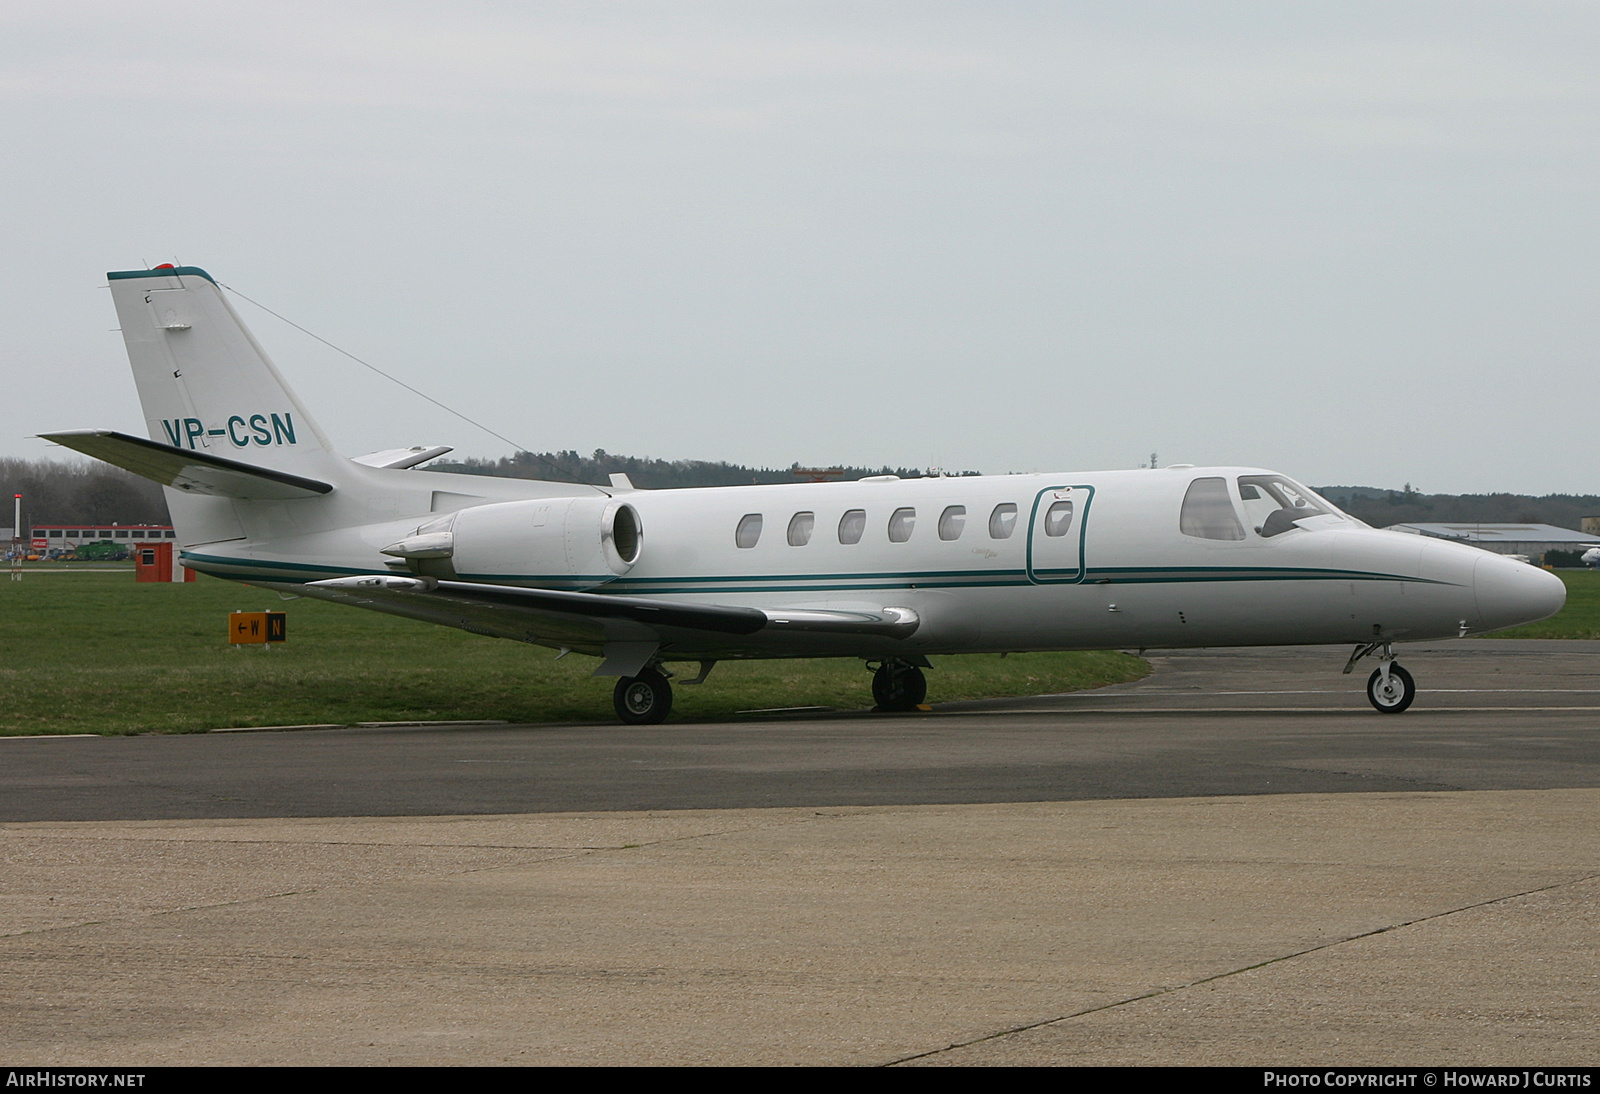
(1480, 568, 1600, 639)
(0, 572, 1148, 736)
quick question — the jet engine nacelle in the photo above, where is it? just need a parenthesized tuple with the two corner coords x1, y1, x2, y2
(383, 496, 642, 587)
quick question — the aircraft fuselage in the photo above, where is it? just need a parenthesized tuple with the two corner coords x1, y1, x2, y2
(175, 464, 1559, 662)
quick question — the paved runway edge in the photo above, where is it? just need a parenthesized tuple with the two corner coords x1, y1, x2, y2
(3, 789, 1597, 1066)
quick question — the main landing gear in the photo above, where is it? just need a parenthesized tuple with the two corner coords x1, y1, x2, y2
(870, 659, 927, 712)
(1344, 641, 1417, 714)
(613, 668, 673, 725)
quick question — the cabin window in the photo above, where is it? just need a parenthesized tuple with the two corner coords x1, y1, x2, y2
(787, 511, 815, 547)
(938, 506, 966, 541)
(736, 513, 763, 548)
(838, 509, 866, 545)
(1043, 500, 1074, 538)
(888, 508, 916, 543)
(989, 503, 1018, 539)
(1180, 477, 1245, 541)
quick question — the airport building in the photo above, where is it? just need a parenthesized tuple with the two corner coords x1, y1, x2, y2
(1385, 522, 1600, 562)
(29, 524, 177, 551)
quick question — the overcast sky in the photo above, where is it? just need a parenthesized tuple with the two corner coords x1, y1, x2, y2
(3, 2, 1596, 494)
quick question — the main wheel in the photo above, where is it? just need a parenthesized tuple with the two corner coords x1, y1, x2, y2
(614, 669, 673, 725)
(1366, 663, 1415, 714)
(871, 663, 927, 712)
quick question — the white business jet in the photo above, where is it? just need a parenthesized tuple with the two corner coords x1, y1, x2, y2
(43, 265, 1566, 724)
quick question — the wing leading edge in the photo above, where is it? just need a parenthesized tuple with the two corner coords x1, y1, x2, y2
(305, 574, 920, 671)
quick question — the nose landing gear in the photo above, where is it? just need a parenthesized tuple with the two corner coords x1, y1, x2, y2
(1366, 662, 1415, 713)
(1345, 641, 1416, 714)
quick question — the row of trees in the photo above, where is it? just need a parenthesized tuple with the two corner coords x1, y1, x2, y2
(6, 451, 1599, 534)
(434, 457, 1600, 530)
(0, 458, 170, 533)
(1316, 485, 1600, 531)
(427, 449, 977, 489)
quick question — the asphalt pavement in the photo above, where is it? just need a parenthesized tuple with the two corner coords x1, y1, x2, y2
(2, 640, 1596, 1065)
(4, 640, 1599, 821)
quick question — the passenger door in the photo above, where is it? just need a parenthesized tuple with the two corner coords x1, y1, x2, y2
(1026, 485, 1093, 584)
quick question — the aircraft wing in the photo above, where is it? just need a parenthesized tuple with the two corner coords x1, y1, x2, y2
(40, 430, 333, 499)
(305, 575, 920, 672)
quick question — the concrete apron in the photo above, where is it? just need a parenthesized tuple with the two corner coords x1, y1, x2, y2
(1, 789, 1596, 1066)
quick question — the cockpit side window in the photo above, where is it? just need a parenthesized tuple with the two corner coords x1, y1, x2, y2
(1179, 477, 1245, 541)
(1237, 475, 1332, 538)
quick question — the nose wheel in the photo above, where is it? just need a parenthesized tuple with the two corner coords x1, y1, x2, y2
(1365, 663, 1415, 714)
(1346, 641, 1417, 714)
(614, 668, 673, 725)
(870, 659, 927, 712)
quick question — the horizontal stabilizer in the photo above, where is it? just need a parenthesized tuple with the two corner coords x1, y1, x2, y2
(350, 446, 454, 470)
(40, 430, 334, 499)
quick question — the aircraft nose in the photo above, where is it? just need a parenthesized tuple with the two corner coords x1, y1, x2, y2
(1473, 553, 1566, 632)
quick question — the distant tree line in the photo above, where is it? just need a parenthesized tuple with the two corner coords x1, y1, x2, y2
(1315, 485, 1600, 532)
(6, 451, 1598, 535)
(0, 458, 169, 533)
(425, 449, 980, 489)
(429, 457, 1600, 530)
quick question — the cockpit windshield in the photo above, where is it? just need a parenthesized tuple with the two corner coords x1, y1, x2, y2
(1236, 475, 1340, 538)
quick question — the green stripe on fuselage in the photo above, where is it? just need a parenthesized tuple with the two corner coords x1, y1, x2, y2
(182, 551, 1450, 595)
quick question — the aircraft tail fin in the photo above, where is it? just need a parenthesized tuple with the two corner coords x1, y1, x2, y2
(105, 265, 344, 483)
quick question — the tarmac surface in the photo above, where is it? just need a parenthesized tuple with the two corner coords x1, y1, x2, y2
(2, 639, 1597, 1065)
